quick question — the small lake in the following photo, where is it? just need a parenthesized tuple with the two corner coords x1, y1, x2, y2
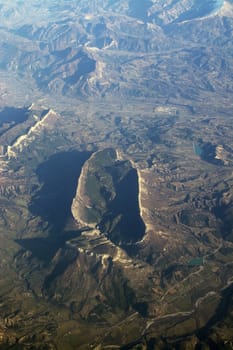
(193, 142, 203, 156)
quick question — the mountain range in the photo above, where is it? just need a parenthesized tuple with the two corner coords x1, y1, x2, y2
(0, 0, 233, 349)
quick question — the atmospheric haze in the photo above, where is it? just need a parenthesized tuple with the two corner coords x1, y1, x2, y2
(0, 0, 233, 349)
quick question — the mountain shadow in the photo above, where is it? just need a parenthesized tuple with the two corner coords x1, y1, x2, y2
(15, 230, 82, 262)
(0, 106, 29, 128)
(29, 150, 91, 233)
(128, 0, 153, 22)
(99, 167, 146, 245)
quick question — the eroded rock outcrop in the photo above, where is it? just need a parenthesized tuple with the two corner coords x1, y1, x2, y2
(71, 148, 145, 244)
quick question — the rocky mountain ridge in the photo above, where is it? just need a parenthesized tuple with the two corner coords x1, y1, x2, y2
(71, 148, 145, 245)
(0, 0, 233, 104)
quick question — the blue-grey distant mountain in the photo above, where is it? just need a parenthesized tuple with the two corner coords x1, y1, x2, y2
(0, 0, 232, 103)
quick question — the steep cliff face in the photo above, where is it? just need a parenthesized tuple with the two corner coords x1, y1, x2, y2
(71, 148, 145, 244)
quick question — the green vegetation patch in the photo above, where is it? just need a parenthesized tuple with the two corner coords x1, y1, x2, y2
(188, 257, 204, 267)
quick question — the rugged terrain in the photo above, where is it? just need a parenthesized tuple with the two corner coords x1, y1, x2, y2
(0, 0, 233, 349)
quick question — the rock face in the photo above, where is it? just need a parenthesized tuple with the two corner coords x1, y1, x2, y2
(72, 148, 145, 244)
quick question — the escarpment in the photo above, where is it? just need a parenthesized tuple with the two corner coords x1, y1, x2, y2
(71, 148, 145, 244)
